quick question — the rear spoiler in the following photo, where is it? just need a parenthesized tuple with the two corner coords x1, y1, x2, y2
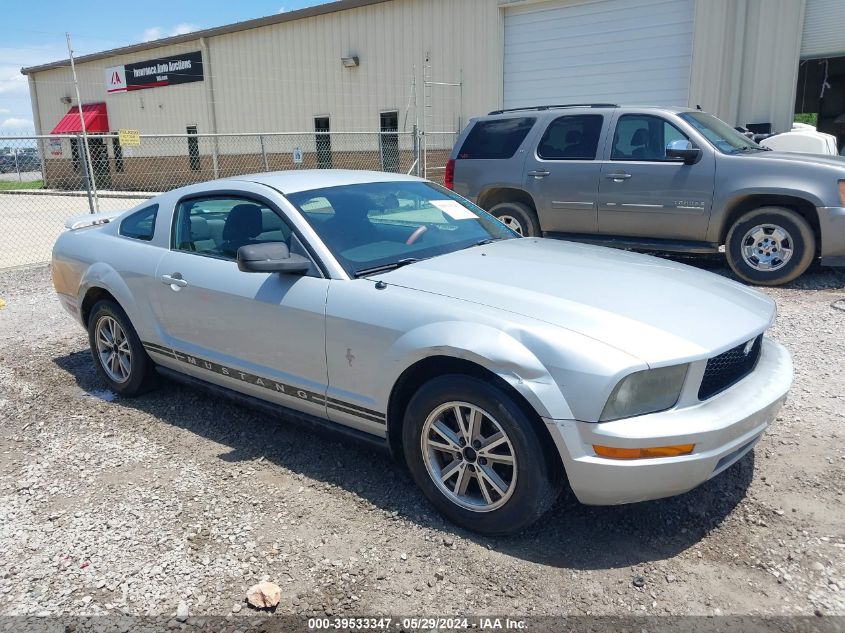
(65, 209, 125, 230)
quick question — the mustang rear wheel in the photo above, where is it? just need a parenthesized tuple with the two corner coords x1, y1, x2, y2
(87, 300, 158, 397)
(725, 206, 815, 286)
(402, 375, 560, 535)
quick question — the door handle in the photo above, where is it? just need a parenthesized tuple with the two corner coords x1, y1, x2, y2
(528, 169, 550, 179)
(160, 273, 188, 288)
(605, 172, 632, 181)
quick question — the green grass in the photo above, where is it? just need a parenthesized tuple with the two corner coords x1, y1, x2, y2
(0, 179, 43, 191)
(794, 113, 818, 127)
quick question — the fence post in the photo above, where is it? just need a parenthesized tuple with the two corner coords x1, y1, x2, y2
(259, 134, 269, 172)
(77, 134, 95, 214)
(412, 125, 420, 177)
(13, 148, 21, 182)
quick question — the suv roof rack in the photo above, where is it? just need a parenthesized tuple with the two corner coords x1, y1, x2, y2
(487, 103, 618, 115)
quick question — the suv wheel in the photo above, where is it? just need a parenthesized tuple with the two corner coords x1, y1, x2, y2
(725, 206, 815, 286)
(88, 300, 158, 397)
(488, 201, 541, 237)
(402, 375, 560, 535)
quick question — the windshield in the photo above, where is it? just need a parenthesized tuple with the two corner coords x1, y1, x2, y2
(679, 111, 765, 154)
(286, 181, 516, 276)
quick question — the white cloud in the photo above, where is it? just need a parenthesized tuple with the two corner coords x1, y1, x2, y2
(0, 108, 10, 115)
(140, 23, 200, 42)
(278, 6, 287, 12)
(0, 117, 34, 130)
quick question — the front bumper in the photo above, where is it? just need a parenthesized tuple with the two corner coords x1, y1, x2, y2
(545, 338, 793, 505)
(818, 206, 845, 266)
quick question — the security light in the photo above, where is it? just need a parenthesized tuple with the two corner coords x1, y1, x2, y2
(341, 56, 359, 68)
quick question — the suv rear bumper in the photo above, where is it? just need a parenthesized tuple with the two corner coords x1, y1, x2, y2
(544, 338, 792, 506)
(819, 206, 845, 266)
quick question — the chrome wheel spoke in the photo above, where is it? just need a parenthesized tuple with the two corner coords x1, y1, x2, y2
(479, 431, 506, 453)
(432, 420, 462, 452)
(478, 464, 508, 497)
(439, 458, 462, 483)
(453, 463, 471, 496)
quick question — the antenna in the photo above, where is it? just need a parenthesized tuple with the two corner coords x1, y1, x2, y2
(66, 32, 99, 213)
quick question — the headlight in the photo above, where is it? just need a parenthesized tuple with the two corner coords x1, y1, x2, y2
(600, 365, 688, 422)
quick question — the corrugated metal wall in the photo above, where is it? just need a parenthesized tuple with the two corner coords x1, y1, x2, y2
(688, 0, 805, 133)
(801, 0, 845, 59)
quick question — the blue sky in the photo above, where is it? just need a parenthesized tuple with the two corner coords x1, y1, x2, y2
(0, 0, 331, 132)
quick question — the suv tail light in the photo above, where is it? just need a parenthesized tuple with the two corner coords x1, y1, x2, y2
(444, 159, 455, 190)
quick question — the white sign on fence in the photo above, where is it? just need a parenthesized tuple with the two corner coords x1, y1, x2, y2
(293, 147, 303, 164)
(48, 139, 63, 157)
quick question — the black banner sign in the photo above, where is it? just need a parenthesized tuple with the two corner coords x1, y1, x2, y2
(123, 50, 203, 91)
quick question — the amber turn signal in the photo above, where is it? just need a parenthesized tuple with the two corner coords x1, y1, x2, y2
(593, 444, 695, 460)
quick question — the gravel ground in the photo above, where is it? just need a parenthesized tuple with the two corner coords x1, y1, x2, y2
(0, 261, 843, 623)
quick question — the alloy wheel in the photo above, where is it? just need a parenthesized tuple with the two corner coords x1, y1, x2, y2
(740, 224, 794, 272)
(421, 401, 517, 512)
(497, 214, 524, 236)
(95, 316, 132, 383)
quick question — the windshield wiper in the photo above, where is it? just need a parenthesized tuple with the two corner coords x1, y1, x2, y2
(474, 237, 507, 246)
(354, 258, 421, 277)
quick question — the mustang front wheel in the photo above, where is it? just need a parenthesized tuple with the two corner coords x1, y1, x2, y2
(403, 375, 560, 535)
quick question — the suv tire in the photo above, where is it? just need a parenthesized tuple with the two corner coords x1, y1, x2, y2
(402, 375, 560, 535)
(87, 300, 158, 397)
(725, 206, 815, 286)
(488, 201, 541, 237)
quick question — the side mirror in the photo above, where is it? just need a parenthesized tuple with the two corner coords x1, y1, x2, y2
(237, 242, 311, 275)
(666, 139, 701, 164)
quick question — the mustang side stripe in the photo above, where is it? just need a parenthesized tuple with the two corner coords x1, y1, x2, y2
(141, 342, 386, 424)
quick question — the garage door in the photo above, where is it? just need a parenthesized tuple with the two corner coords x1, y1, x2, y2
(801, 0, 845, 59)
(503, 0, 694, 109)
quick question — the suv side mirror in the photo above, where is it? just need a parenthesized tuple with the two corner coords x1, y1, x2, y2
(237, 242, 311, 275)
(666, 139, 701, 165)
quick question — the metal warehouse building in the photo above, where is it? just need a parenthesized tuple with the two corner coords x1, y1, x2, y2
(21, 0, 845, 189)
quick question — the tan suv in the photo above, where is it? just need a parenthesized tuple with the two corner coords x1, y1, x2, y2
(446, 104, 845, 286)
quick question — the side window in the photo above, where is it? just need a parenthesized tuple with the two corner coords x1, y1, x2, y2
(537, 114, 604, 160)
(611, 115, 689, 161)
(173, 197, 293, 260)
(458, 117, 536, 159)
(119, 204, 158, 241)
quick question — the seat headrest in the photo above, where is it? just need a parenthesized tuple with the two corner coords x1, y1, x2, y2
(222, 203, 263, 241)
(631, 128, 649, 147)
(189, 215, 212, 242)
(565, 129, 583, 144)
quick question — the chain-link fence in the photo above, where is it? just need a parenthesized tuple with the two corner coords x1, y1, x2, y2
(0, 130, 456, 270)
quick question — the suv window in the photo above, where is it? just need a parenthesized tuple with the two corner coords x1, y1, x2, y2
(611, 114, 688, 161)
(173, 196, 293, 260)
(458, 117, 536, 159)
(119, 205, 158, 241)
(537, 114, 604, 160)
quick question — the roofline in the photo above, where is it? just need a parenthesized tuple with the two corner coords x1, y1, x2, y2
(21, 0, 391, 75)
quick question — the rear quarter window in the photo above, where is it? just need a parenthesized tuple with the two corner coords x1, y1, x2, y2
(119, 204, 158, 241)
(458, 117, 536, 159)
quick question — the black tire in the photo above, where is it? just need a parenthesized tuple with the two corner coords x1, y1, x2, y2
(488, 201, 541, 237)
(402, 375, 560, 535)
(725, 206, 815, 286)
(87, 300, 158, 397)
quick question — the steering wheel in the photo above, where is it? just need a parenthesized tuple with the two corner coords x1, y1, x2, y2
(406, 224, 429, 246)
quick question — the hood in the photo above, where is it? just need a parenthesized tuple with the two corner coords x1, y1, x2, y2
(375, 239, 775, 364)
(743, 150, 845, 170)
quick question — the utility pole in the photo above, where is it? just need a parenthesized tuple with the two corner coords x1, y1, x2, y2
(66, 32, 99, 212)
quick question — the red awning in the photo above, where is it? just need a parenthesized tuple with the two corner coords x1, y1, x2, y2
(50, 103, 109, 134)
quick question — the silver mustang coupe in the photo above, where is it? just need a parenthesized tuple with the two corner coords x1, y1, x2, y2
(52, 170, 793, 534)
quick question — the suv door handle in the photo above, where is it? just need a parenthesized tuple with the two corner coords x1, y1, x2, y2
(605, 172, 632, 181)
(161, 273, 188, 288)
(528, 170, 550, 179)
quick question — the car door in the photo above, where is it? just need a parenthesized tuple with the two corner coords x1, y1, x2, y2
(597, 113, 715, 241)
(524, 113, 607, 234)
(152, 193, 330, 419)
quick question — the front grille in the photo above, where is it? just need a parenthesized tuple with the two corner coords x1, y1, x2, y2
(698, 335, 763, 400)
